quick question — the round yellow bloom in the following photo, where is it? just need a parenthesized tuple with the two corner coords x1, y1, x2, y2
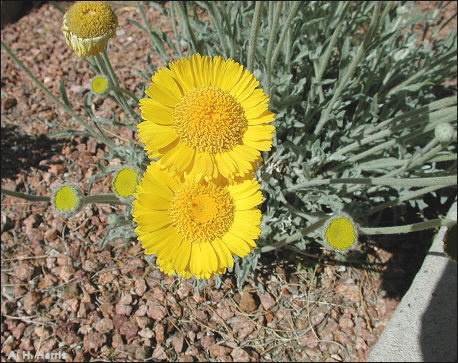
(61, 1, 118, 58)
(137, 54, 275, 183)
(112, 167, 139, 199)
(132, 162, 263, 279)
(91, 75, 109, 94)
(322, 214, 358, 252)
(51, 184, 83, 217)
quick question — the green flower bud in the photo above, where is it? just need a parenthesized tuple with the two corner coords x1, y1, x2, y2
(434, 122, 456, 144)
(51, 184, 83, 218)
(112, 167, 140, 202)
(321, 213, 358, 253)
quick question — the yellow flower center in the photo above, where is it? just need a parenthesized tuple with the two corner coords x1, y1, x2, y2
(91, 76, 109, 94)
(173, 87, 248, 153)
(65, 1, 117, 39)
(324, 217, 357, 250)
(112, 168, 138, 198)
(54, 186, 78, 211)
(170, 182, 234, 243)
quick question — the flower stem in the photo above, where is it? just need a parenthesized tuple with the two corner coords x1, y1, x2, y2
(367, 185, 451, 216)
(247, 1, 264, 72)
(257, 217, 328, 254)
(265, 1, 283, 94)
(136, 1, 169, 64)
(304, 2, 351, 122)
(111, 87, 139, 103)
(0, 40, 115, 148)
(345, 139, 447, 195)
(219, 2, 236, 59)
(288, 175, 457, 192)
(98, 51, 141, 124)
(82, 194, 130, 206)
(174, 1, 199, 54)
(313, 2, 383, 136)
(329, 100, 456, 160)
(359, 218, 456, 235)
(170, 1, 183, 58)
(206, 2, 229, 58)
(270, 1, 302, 69)
(1, 188, 50, 202)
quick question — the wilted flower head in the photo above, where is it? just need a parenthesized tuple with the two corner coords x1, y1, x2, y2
(321, 214, 358, 252)
(61, 1, 118, 58)
(51, 184, 83, 218)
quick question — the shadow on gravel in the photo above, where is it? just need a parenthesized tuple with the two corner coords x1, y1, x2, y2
(369, 189, 456, 300)
(256, 188, 457, 302)
(1, 125, 68, 180)
(420, 260, 457, 362)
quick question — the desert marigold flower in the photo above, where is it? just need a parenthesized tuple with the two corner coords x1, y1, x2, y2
(61, 1, 118, 58)
(132, 162, 263, 279)
(112, 167, 139, 200)
(137, 53, 275, 183)
(51, 184, 83, 217)
(321, 214, 358, 252)
(91, 75, 110, 95)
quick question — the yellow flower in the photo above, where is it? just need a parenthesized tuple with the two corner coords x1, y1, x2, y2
(132, 162, 263, 279)
(322, 214, 358, 252)
(91, 75, 109, 95)
(61, 1, 118, 58)
(137, 54, 275, 183)
(51, 184, 83, 217)
(112, 167, 139, 199)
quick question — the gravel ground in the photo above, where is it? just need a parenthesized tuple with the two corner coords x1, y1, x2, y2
(1, 2, 456, 362)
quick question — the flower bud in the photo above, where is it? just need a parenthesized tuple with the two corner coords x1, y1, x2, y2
(434, 122, 456, 144)
(51, 184, 83, 218)
(90, 75, 110, 95)
(321, 213, 358, 253)
(112, 167, 140, 201)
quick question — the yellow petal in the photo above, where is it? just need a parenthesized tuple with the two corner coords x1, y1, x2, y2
(172, 240, 192, 272)
(230, 222, 261, 240)
(234, 193, 263, 210)
(200, 242, 218, 274)
(145, 82, 179, 108)
(222, 233, 251, 257)
(152, 67, 184, 99)
(247, 110, 275, 125)
(190, 243, 202, 275)
(212, 238, 234, 268)
(138, 122, 178, 151)
(139, 98, 174, 125)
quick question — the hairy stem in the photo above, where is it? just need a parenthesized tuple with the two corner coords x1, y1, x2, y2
(257, 217, 328, 254)
(289, 175, 457, 192)
(247, 1, 264, 72)
(270, 1, 302, 68)
(359, 218, 456, 235)
(367, 185, 452, 216)
(265, 1, 284, 93)
(1, 40, 115, 148)
(82, 194, 130, 205)
(313, 2, 382, 136)
(1, 188, 50, 202)
(99, 51, 141, 124)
